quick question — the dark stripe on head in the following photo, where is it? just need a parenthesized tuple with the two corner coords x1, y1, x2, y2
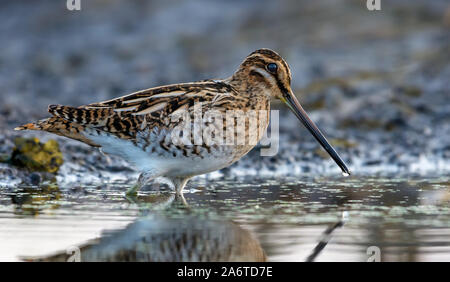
(247, 51, 291, 90)
(245, 49, 291, 83)
(279, 59, 291, 84)
(275, 76, 289, 96)
(249, 70, 272, 88)
(242, 55, 267, 68)
(249, 49, 283, 61)
(249, 70, 265, 79)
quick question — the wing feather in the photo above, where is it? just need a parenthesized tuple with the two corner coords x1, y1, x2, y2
(132, 102, 168, 115)
(45, 81, 237, 140)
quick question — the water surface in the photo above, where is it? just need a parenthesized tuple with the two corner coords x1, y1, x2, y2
(1, 176, 449, 262)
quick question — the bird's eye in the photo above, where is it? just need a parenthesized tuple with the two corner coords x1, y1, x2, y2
(266, 63, 278, 74)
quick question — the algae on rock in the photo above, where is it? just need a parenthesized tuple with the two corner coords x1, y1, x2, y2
(8, 137, 64, 173)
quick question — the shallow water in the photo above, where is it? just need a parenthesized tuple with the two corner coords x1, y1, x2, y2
(0, 175, 449, 262)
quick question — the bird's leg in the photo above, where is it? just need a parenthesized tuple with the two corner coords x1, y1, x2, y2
(170, 177, 191, 194)
(174, 193, 189, 208)
(126, 171, 155, 196)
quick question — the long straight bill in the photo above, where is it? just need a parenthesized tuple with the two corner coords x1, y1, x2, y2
(283, 91, 351, 175)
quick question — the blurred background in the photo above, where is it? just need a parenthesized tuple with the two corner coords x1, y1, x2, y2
(0, 0, 449, 262)
(0, 0, 449, 182)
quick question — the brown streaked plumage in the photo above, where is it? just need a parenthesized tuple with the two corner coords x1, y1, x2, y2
(16, 49, 350, 195)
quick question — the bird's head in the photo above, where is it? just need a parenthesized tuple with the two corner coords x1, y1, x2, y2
(233, 48, 292, 100)
(232, 48, 351, 175)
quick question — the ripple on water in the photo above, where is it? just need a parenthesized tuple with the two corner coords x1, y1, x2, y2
(0, 176, 450, 261)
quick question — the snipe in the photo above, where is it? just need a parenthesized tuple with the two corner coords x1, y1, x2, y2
(16, 49, 350, 194)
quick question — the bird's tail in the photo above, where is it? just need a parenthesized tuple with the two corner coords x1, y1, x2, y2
(15, 116, 100, 147)
(14, 119, 49, 131)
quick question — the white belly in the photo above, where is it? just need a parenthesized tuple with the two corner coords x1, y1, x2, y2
(86, 131, 246, 178)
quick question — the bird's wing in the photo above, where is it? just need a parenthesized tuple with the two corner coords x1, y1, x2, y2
(47, 81, 237, 139)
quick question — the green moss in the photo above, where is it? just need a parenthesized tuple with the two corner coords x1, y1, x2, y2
(10, 137, 64, 173)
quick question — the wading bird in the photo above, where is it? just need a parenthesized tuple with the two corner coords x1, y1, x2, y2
(16, 49, 350, 195)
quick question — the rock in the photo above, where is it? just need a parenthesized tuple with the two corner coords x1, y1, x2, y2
(9, 137, 64, 173)
(28, 172, 41, 186)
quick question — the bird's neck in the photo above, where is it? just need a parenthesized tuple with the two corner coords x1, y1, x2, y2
(226, 69, 272, 111)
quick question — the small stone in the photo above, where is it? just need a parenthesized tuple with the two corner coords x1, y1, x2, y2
(29, 172, 41, 186)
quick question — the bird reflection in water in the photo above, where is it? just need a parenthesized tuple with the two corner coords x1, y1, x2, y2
(24, 194, 266, 262)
